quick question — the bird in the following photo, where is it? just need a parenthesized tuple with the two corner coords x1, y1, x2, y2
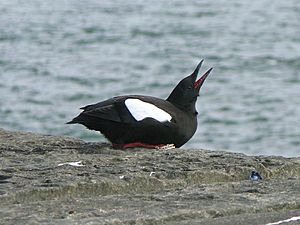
(67, 60, 212, 149)
(249, 170, 263, 181)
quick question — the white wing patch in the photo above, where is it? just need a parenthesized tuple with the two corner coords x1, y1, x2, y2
(125, 98, 172, 122)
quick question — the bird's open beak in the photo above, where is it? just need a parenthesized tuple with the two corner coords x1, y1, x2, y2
(194, 68, 213, 89)
(190, 60, 213, 89)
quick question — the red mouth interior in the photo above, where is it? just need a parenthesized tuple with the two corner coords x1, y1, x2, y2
(194, 68, 212, 88)
(194, 76, 205, 88)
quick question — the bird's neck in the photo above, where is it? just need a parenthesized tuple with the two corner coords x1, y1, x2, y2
(167, 99, 197, 115)
(166, 87, 197, 114)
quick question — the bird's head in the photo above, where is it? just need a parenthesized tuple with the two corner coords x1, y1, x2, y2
(167, 60, 212, 114)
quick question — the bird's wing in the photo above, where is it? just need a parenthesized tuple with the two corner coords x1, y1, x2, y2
(83, 104, 122, 122)
(79, 96, 135, 123)
(80, 97, 116, 110)
(79, 96, 176, 124)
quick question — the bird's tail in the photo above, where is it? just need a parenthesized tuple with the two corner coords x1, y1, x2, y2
(66, 114, 99, 131)
(66, 116, 82, 124)
(66, 120, 76, 124)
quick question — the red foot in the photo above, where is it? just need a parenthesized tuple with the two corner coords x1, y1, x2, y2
(112, 142, 166, 149)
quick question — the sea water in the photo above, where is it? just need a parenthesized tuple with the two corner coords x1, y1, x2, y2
(0, 0, 299, 156)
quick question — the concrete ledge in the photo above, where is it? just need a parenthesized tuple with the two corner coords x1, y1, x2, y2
(0, 128, 299, 224)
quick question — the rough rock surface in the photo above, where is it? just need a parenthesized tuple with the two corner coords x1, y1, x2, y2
(0, 128, 299, 225)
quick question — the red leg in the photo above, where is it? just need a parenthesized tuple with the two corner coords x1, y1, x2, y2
(123, 142, 166, 149)
(112, 142, 175, 149)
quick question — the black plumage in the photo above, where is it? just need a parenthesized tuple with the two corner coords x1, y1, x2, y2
(67, 60, 212, 148)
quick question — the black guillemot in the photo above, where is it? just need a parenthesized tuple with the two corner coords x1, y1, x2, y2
(67, 60, 212, 149)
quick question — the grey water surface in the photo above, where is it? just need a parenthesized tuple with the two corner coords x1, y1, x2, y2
(0, 0, 299, 156)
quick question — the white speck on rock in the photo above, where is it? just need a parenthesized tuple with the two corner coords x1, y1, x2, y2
(58, 161, 84, 167)
(265, 216, 300, 225)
